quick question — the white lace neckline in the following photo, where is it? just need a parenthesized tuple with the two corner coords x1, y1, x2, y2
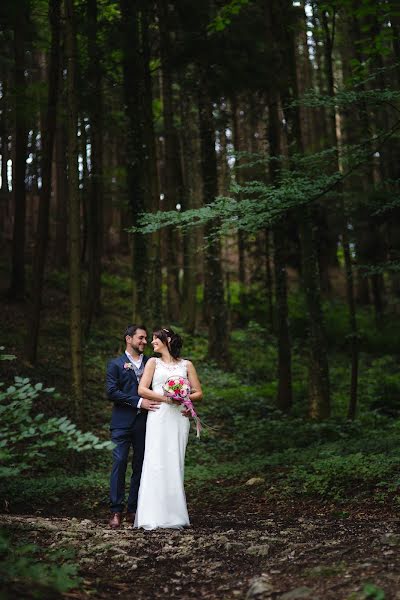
(155, 357, 185, 369)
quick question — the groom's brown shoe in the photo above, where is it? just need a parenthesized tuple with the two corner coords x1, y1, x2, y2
(126, 511, 135, 524)
(109, 513, 122, 529)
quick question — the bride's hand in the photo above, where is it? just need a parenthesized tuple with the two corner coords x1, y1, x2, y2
(163, 395, 180, 405)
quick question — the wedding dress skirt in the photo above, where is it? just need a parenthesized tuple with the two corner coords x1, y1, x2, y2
(134, 358, 190, 530)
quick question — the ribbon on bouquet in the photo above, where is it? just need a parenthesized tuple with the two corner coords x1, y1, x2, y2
(163, 376, 202, 438)
(180, 398, 202, 438)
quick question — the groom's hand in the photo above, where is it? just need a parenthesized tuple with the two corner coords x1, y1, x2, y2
(141, 399, 161, 411)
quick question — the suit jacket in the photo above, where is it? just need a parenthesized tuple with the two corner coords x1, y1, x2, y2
(106, 354, 148, 430)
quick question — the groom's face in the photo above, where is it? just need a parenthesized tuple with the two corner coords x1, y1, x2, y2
(127, 329, 147, 354)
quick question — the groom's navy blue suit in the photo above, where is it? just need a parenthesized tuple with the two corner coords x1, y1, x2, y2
(106, 354, 148, 514)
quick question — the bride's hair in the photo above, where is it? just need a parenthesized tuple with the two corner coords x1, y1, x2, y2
(153, 327, 183, 359)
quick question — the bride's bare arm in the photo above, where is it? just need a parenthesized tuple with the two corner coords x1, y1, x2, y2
(139, 358, 168, 402)
(187, 361, 203, 402)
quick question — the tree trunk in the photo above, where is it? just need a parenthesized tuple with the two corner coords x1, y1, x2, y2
(266, 0, 293, 412)
(282, 0, 330, 418)
(141, 6, 162, 326)
(321, 6, 359, 419)
(26, 0, 61, 364)
(158, 0, 182, 321)
(198, 80, 230, 367)
(180, 91, 202, 334)
(265, 230, 274, 329)
(0, 72, 10, 195)
(231, 95, 246, 306)
(341, 7, 384, 317)
(119, 1, 157, 327)
(65, 0, 84, 418)
(268, 95, 292, 413)
(9, 1, 29, 300)
(54, 120, 68, 267)
(298, 214, 330, 419)
(85, 0, 103, 336)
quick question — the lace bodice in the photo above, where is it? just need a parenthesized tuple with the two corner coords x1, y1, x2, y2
(152, 357, 188, 393)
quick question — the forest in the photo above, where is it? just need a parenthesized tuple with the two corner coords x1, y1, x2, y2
(1, 0, 400, 598)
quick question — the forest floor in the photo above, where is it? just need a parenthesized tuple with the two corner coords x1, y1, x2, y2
(1, 491, 400, 600)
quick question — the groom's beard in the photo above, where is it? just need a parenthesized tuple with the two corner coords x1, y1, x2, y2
(131, 343, 144, 355)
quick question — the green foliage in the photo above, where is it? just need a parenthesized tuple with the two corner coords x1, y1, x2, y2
(297, 87, 400, 110)
(131, 60, 400, 245)
(0, 471, 109, 510)
(208, 0, 251, 33)
(101, 272, 131, 295)
(358, 356, 400, 416)
(0, 347, 16, 361)
(230, 321, 277, 380)
(286, 451, 400, 499)
(0, 376, 112, 479)
(46, 269, 68, 291)
(184, 312, 400, 501)
(0, 530, 81, 597)
(98, 0, 121, 23)
(361, 583, 386, 600)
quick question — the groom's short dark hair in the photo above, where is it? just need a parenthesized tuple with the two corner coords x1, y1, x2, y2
(124, 324, 147, 342)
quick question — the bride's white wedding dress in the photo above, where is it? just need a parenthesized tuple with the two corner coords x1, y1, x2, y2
(134, 358, 190, 530)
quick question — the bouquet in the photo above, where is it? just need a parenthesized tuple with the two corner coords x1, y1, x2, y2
(163, 376, 202, 438)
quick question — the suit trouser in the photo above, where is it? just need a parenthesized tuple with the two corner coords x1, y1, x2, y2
(109, 412, 146, 513)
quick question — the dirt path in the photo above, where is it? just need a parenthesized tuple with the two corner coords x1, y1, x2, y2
(1, 502, 399, 599)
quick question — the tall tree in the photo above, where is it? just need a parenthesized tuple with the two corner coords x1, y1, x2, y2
(85, 0, 104, 335)
(54, 118, 68, 267)
(265, 0, 293, 413)
(198, 76, 230, 367)
(141, 5, 162, 326)
(27, 0, 61, 364)
(65, 0, 84, 417)
(282, 0, 331, 419)
(320, 3, 359, 419)
(269, 98, 293, 414)
(231, 95, 247, 308)
(158, 0, 183, 322)
(119, 0, 158, 326)
(9, 0, 29, 300)
(180, 90, 203, 334)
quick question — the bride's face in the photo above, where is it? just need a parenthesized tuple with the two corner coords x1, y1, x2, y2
(152, 335, 165, 353)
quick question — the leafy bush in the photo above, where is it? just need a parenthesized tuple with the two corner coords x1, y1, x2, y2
(361, 583, 386, 600)
(0, 346, 16, 362)
(0, 471, 109, 510)
(285, 451, 400, 499)
(230, 321, 278, 381)
(0, 376, 112, 479)
(101, 272, 132, 294)
(358, 356, 400, 416)
(0, 530, 81, 597)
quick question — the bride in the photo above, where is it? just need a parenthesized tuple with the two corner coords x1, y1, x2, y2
(134, 327, 203, 530)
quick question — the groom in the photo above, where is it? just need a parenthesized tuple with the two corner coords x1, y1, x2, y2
(106, 324, 161, 529)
